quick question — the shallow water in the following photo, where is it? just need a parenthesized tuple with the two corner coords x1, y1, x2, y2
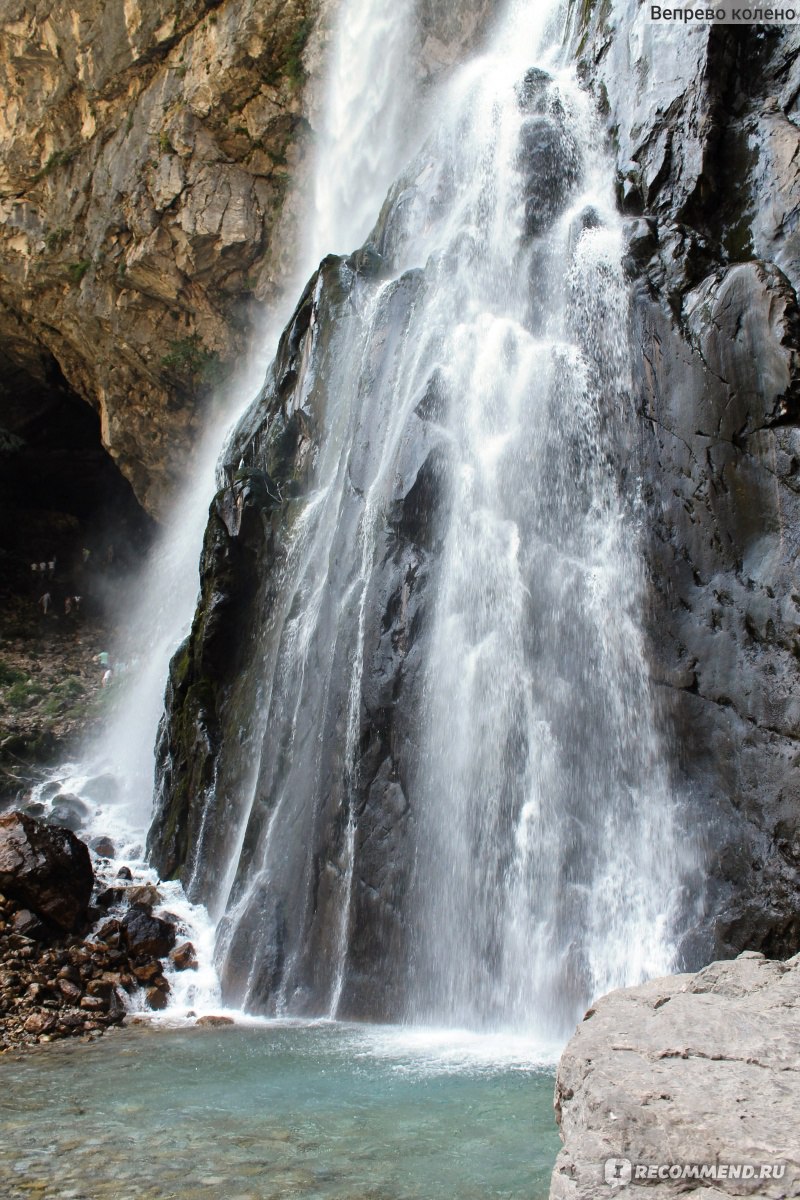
(0, 1023, 559, 1199)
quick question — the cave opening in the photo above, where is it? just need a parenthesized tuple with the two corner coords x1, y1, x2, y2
(0, 345, 157, 786)
(0, 348, 155, 607)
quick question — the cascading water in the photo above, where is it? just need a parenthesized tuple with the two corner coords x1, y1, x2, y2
(47, 0, 428, 846)
(159, 0, 700, 1038)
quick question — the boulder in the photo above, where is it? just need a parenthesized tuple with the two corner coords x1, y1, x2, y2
(11, 908, 48, 939)
(90, 837, 116, 859)
(196, 1014, 234, 1027)
(0, 811, 93, 931)
(127, 883, 161, 909)
(550, 953, 800, 1198)
(170, 941, 198, 971)
(146, 986, 169, 1011)
(48, 793, 90, 832)
(120, 905, 176, 958)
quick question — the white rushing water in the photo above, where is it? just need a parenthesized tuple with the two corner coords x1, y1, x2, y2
(35, 0, 436, 1022)
(202, 0, 698, 1043)
(55, 0, 425, 834)
(37, 0, 698, 1048)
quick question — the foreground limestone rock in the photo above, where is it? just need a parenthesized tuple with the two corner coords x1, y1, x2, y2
(550, 952, 800, 1199)
(0, 810, 93, 930)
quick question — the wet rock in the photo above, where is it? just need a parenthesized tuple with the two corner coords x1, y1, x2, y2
(90, 837, 116, 859)
(516, 66, 552, 112)
(79, 996, 107, 1012)
(126, 884, 161, 910)
(622, 217, 658, 273)
(146, 986, 169, 1011)
(96, 886, 123, 908)
(196, 1015, 234, 1027)
(116, 866, 133, 881)
(120, 905, 176, 958)
(49, 794, 90, 832)
(23, 1012, 56, 1036)
(11, 908, 48, 939)
(0, 811, 93, 931)
(170, 941, 198, 971)
(570, 7, 800, 961)
(132, 961, 163, 985)
(86, 978, 114, 997)
(56, 978, 82, 1002)
(518, 114, 580, 237)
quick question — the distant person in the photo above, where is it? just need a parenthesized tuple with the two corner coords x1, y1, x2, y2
(39, 592, 51, 615)
(73, 595, 82, 612)
(31, 562, 38, 573)
(64, 597, 73, 615)
(82, 548, 91, 564)
(101, 668, 113, 687)
(39, 561, 46, 573)
(97, 651, 110, 668)
(47, 559, 56, 578)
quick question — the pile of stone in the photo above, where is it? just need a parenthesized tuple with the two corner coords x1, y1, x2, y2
(0, 811, 197, 1051)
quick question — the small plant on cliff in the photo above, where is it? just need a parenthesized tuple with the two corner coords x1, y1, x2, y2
(33, 146, 78, 182)
(44, 227, 68, 253)
(284, 16, 314, 88)
(0, 660, 26, 687)
(161, 336, 224, 391)
(262, 14, 314, 89)
(158, 130, 173, 155)
(6, 679, 46, 710)
(66, 259, 92, 285)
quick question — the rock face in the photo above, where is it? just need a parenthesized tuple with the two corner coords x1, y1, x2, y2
(0, 810, 93, 930)
(550, 952, 800, 1198)
(0, 0, 494, 516)
(147, 248, 435, 1016)
(569, 6, 800, 961)
(0, 0, 319, 514)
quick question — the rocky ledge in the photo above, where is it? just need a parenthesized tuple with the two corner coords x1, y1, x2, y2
(550, 952, 800, 1198)
(0, 811, 197, 1051)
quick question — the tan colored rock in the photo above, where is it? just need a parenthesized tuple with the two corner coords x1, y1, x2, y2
(0, 0, 319, 516)
(146, 985, 169, 1010)
(170, 940, 198, 971)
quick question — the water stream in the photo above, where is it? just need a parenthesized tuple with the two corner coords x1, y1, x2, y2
(188, 0, 697, 1037)
(28, 0, 696, 1091)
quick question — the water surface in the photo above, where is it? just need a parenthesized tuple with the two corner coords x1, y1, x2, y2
(0, 1023, 559, 1199)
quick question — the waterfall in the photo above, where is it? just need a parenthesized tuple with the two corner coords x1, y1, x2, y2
(63, 0, 427, 852)
(156, 0, 699, 1039)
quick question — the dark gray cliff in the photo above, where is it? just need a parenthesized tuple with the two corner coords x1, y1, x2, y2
(148, 248, 444, 1017)
(571, 5, 800, 958)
